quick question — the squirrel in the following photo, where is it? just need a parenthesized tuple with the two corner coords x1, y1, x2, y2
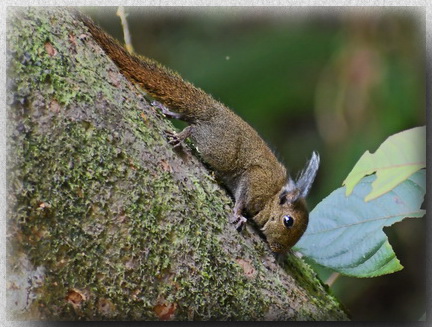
(74, 10, 320, 253)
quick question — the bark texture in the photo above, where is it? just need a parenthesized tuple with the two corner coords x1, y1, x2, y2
(6, 7, 348, 321)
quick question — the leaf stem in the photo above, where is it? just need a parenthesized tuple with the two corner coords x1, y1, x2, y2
(325, 272, 340, 287)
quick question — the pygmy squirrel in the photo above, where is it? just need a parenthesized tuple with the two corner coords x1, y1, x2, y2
(75, 11, 320, 253)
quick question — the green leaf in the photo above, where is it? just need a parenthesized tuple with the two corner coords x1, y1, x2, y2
(294, 170, 425, 278)
(343, 126, 425, 201)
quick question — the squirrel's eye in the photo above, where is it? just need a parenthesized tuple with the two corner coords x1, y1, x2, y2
(283, 215, 294, 228)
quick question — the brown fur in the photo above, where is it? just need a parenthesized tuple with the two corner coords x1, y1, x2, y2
(74, 10, 318, 252)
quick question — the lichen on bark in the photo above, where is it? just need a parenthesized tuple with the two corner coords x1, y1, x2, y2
(6, 7, 348, 321)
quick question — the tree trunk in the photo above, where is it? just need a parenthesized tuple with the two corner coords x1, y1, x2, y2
(6, 7, 348, 321)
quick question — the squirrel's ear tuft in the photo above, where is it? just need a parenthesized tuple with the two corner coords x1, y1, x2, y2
(280, 152, 320, 204)
(296, 151, 320, 199)
(280, 178, 300, 204)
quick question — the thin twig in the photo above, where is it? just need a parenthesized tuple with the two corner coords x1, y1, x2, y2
(116, 6, 134, 54)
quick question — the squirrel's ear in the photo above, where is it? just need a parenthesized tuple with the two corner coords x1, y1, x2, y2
(280, 152, 320, 204)
(296, 151, 320, 199)
(280, 178, 300, 204)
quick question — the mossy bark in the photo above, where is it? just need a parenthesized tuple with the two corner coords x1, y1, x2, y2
(6, 7, 348, 321)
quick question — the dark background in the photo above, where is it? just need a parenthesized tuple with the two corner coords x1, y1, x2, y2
(83, 6, 426, 321)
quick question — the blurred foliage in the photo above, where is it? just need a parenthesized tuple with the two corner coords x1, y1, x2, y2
(83, 6, 425, 321)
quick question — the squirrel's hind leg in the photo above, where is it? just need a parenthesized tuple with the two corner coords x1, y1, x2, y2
(154, 100, 193, 147)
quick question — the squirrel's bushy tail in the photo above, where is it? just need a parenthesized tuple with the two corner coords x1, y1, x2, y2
(74, 10, 217, 121)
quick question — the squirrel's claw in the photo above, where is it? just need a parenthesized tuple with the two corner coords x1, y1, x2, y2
(230, 213, 247, 231)
(164, 130, 182, 147)
(164, 126, 192, 148)
(235, 216, 247, 231)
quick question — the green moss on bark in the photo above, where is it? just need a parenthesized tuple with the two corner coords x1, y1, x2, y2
(7, 7, 348, 321)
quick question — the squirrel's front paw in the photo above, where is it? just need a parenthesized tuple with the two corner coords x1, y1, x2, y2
(229, 213, 247, 231)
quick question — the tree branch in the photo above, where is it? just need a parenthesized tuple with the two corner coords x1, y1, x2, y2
(6, 7, 348, 320)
